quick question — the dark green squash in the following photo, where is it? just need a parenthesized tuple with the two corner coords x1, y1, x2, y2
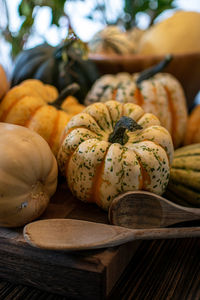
(11, 38, 100, 103)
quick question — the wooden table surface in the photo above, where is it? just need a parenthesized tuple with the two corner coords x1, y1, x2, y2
(0, 236, 199, 300)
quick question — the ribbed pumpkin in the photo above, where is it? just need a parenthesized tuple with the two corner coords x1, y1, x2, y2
(57, 101, 174, 211)
(166, 143, 200, 207)
(184, 105, 200, 145)
(0, 79, 85, 155)
(0, 123, 58, 227)
(85, 62, 188, 149)
(88, 26, 137, 55)
(0, 64, 10, 100)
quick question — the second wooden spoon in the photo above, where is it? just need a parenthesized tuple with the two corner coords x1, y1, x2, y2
(108, 191, 200, 229)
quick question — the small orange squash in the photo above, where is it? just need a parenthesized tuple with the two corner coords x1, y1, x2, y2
(0, 79, 85, 155)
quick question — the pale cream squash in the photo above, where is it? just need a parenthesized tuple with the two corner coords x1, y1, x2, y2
(0, 123, 58, 227)
(57, 101, 174, 211)
(138, 11, 200, 55)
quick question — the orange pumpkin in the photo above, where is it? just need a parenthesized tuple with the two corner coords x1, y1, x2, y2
(0, 65, 10, 100)
(0, 79, 85, 155)
(184, 104, 200, 145)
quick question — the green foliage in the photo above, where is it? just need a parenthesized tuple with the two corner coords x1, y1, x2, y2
(84, 0, 176, 29)
(124, 0, 176, 29)
(0, 0, 176, 58)
(1, 0, 66, 58)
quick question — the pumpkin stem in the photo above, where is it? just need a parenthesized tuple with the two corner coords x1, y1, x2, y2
(136, 54, 173, 85)
(49, 83, 80, 110)
(54, 35, 77, 60)
(108, 116, 143, 145)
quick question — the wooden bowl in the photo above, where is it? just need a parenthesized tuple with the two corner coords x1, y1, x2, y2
(89, 52, 200, 109)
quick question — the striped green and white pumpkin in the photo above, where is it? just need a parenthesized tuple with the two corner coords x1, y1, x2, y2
(166, 143, 200, 207)
(57, 100, 174, 211)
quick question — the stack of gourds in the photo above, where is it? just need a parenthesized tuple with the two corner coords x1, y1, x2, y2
(83, 57, 200, 208)
(0, 55, 199, 229)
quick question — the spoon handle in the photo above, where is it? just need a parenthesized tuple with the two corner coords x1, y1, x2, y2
(130, 226, 200, 240)
(110, 226, 200, 248)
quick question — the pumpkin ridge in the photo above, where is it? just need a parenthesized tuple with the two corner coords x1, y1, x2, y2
(171, 166, 200, 172)
(164, 86, 177, 142)
(0, 97, 21, 122)
(90, 148, 109, 205)
(152, 85, 159, 117)
(115, 147, 129, 191)
(24, 104, 44, 127)
(105, 104, 114, 130)
(131, 136, 171, 166)
(87, 113, 105, 131)
(167, 182, 200, 207)
(62, 126, 101, 145)
(112, 88, 117, 100)
(105, 101, 123, 128)
(173, 153, 200, 158)
(132, 153, 148, 190)
(134, 87, 144, 107)
(169, 180, 200, 194)
(48, 110, 60, 149)
(149, 140, 170, 165)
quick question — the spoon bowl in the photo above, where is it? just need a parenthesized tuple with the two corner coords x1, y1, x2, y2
(108, 191, 200, 229)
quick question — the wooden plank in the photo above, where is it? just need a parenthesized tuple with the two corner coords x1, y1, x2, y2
(0, 182, 141, 299)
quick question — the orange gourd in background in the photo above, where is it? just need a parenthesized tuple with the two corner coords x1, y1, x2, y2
(0, 65, 10, 100)
(0, 79, 85, 155)
(184, 105, 200, 145)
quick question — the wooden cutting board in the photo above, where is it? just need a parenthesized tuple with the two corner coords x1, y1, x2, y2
(0, 181, 141, 300)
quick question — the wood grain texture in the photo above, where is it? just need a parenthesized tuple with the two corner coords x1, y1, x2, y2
(0, 182, 199, 299)
(108, 237, 200, 300)
(0, 182, 140, 299)
(0, 237, 199, 299)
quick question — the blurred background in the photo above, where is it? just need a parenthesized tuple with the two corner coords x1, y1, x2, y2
(0, 0, 200, 74)
(0, 0, 199, 106)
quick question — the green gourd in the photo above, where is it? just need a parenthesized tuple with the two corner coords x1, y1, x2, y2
(166, 143, 200, 207)
(11, 38, 99, 103)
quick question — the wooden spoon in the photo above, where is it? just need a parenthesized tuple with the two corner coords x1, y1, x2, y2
(23, 191, 200, 251)
(23, 218, 200, 251)
(108, 191, 200, 229)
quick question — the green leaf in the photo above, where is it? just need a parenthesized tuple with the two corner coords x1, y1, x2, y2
(18, 1, 34, 17)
